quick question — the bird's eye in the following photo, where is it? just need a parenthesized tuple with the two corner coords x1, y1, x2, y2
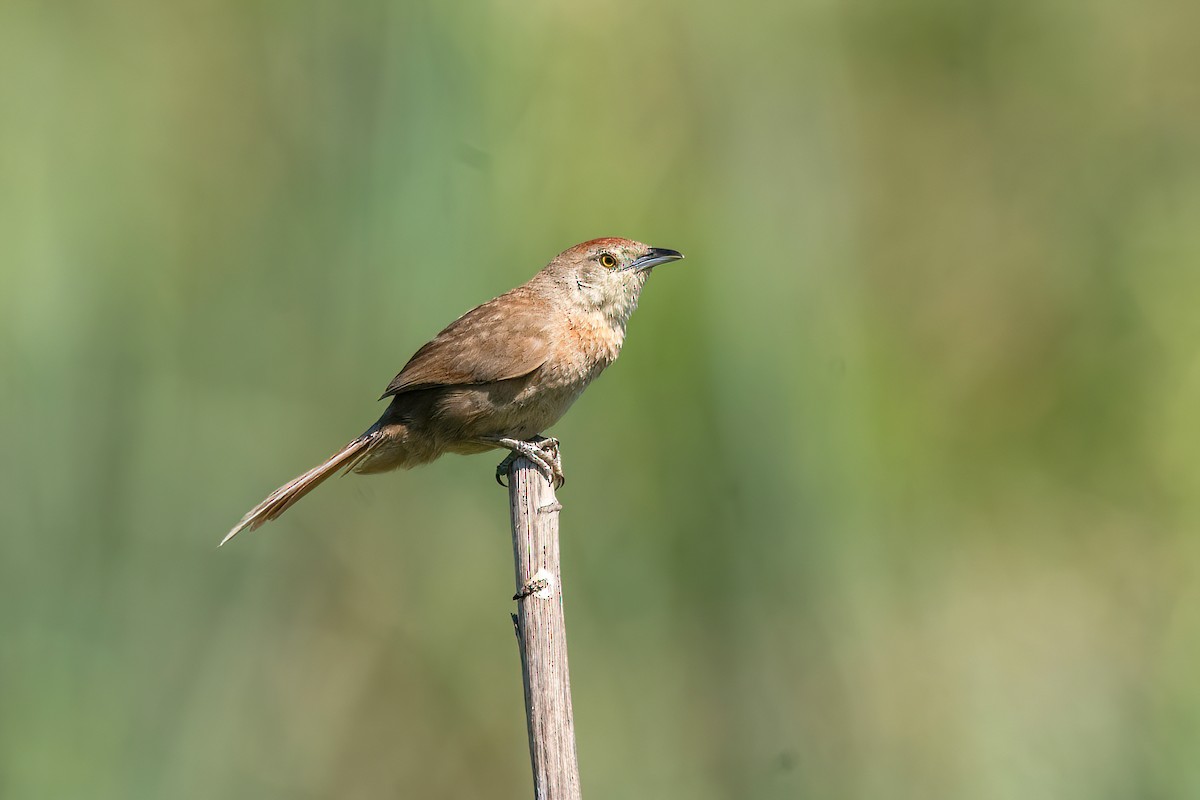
(599, 253, 617, 269)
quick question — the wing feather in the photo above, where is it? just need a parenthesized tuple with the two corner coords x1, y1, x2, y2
(382, 289, 553, 397)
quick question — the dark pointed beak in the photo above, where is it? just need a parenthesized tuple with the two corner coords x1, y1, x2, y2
(628, 247, 685, 272)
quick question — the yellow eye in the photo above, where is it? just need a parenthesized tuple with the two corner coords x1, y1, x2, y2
(599, 253, 617, 269)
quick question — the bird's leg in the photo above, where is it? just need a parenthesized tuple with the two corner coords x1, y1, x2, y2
(486, 436, 565, 489)
(534, 437, 563, 486)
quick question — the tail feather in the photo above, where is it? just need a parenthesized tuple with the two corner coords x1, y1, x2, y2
(220, 433, 378, 546)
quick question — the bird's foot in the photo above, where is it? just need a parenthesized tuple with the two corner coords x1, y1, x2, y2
(491, 436, 565, 489)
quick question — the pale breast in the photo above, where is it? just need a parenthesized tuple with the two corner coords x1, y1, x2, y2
(545, 309, 625, 389)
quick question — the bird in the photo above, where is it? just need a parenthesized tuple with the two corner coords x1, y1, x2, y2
(220, 237, 684, 545)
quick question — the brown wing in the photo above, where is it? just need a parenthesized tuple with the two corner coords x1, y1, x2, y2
(382, 290, 554, 398)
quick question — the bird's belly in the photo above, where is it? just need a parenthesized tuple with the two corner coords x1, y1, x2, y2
(496, 380, 588, 438)
(420, 374, 588, 447)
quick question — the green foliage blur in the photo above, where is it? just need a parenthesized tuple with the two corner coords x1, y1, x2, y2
(3, 0, 1198, 797)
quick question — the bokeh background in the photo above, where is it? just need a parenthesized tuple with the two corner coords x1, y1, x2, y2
(3, 0, 1199, 797)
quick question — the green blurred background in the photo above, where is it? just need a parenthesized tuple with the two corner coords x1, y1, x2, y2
(3, 0, 1199, 797)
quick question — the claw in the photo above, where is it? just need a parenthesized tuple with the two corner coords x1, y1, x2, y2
(487, 436, 566, 489)
(495, 451, 518, 487)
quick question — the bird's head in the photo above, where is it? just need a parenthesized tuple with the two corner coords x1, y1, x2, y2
(545, 237, 684, 326)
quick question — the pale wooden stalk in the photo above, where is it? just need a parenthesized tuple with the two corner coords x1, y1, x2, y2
(507, 456, 582, 800)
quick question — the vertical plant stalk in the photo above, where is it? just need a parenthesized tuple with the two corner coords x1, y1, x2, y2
(507, 456, 582, 800)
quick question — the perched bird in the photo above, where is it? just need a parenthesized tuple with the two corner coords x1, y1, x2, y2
(221, 237, 684, 545)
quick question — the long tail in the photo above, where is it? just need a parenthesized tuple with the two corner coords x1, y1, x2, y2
(220, 432, 379, 546)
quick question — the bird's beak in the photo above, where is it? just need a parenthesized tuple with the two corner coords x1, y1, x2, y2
(628, 247, 684, 272)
